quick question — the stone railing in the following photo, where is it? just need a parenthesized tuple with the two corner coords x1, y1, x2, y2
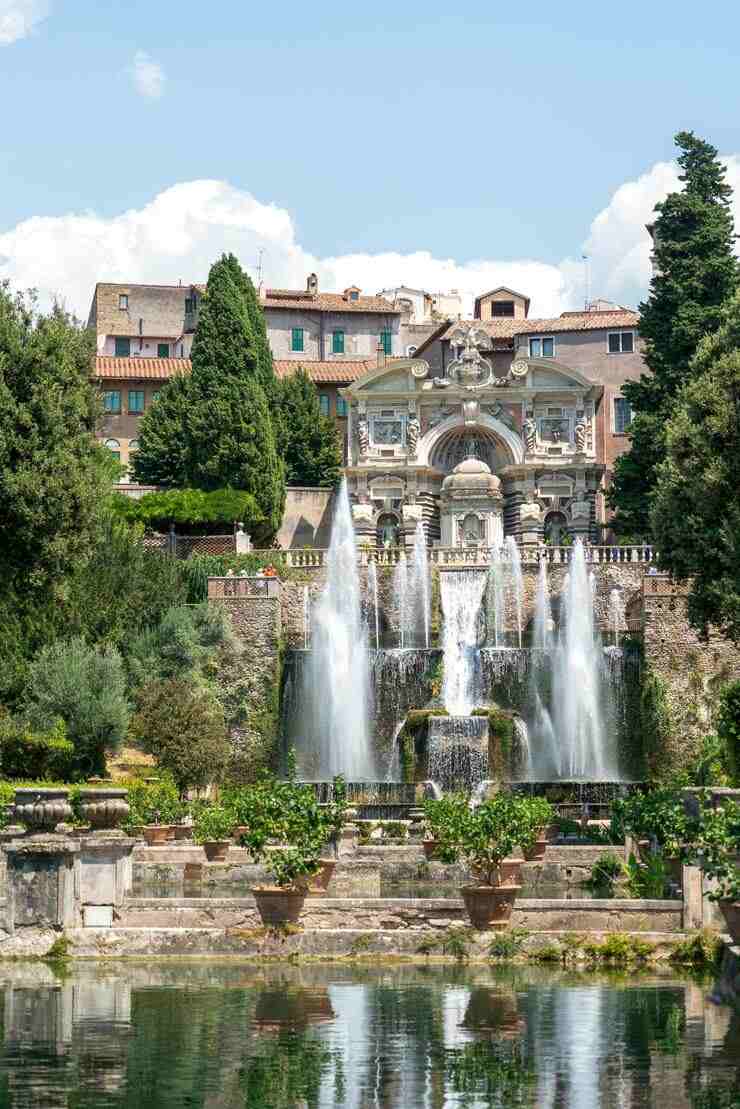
(247, 545, 654, 570)
(207, 576, 281, 599)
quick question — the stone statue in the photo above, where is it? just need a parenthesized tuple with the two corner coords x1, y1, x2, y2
(575, 416, 588, 453)
(357, 416, 369, 457)
(523, 416, 537, 453)
(406, 413, 420, 455)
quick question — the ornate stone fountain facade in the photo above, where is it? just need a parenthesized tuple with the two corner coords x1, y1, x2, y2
(343, 325, 604, 547)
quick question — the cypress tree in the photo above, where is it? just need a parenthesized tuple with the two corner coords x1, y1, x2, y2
(610, 131, 739, 536)
(279, 367, 343, 487)
(133, 254, 285, 544)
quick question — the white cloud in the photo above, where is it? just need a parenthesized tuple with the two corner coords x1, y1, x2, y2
(3, 155, 740, 321)
(131, 51, 165, 99)
(0, 0, 49, 45)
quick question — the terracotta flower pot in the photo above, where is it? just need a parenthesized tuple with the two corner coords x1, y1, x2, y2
(252, 887, 307, 926)
(422, 839, 438, 860)
(523, 834, 548, 861)
(165, 825, 176, 841)
(498, 858, 523, 887)
(202, 840, 230, 862)
(142, 825, 170, 846)
(232, 825, 249, 842)
(173, 825, 193, 842)
(305, 859, 336, 895)
(460, 885, 520, 930)
(719, 900, 740, 944)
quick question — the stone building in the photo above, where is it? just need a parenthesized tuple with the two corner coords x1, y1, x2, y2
(343, 303, 642, 546)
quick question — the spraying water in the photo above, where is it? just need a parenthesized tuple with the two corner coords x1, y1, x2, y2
(440, 571, 487, 714)
(533, 559, 552, 651)
(505, 536, 524, 648)
(608, 588, 624, 648)
(410, 521, 431, 649)
(368, 561, 380, 649)
(392, 556, 408, 648)
(487, 546, 505, 647)
(304, 480, 374, 779)
(303, 585, 311, 650)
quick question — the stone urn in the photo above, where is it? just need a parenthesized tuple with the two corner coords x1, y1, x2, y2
(202, 840, 230, 862)
(77, 788, 130, 833)
(460, 885, 520, 930)
(461, 989, 525, 1038)
(252, 887, 307, 926)
(14, 788, 73, 835)
(304, 859, 336, 895)
(719, 900, 740, 944)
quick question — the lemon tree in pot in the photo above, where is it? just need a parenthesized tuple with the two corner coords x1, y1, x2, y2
(519, 796, 555, 861)
(422, 794, 468, 861)
(691, 800, 740, 944)
(456, 794, 527, 930)
(194, 803, 235, 862)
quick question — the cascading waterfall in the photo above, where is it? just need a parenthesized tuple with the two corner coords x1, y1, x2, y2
(410, 521, 430, 649)
(368, 561, 380, 649)
(427, 715, 489, 793)
(505, 536, 524, 648)
(551, 540, 617, 779)
(303, 585, 311, 650)
(303, 480, 374, 779)
(440, 570, 487, 714)
(487, 546, 505, 647)
(533, 559, 552, 651)
(608, 588, 624, 648)
(392, 556, 408, 648)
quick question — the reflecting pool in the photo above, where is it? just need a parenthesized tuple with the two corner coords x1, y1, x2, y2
(1, 962, 738, 1107)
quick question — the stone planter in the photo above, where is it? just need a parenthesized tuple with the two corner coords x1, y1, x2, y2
(202, 840, 230, 862)
(523, 834, 548, 861)
(252, 887, 307, 926)
(77, 789, 130, 833)
(13, 788, 72, 835)
(142, 825, 170, 847)
(460, 884, 520, 930)
(305, 859, 336, 895)
(173, 825, 193, 842)
(719, 900, 740, 944)
(422, 838, 438, 860)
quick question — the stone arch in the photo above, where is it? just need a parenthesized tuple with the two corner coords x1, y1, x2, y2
(417, 411, 524, 469)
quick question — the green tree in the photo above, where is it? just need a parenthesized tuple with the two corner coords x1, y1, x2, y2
(279, 367, 342, 486)
(610, 132, 739, 536)
(24, 637, 129, 775)
(0, 283, 109, 616)
(651, 291, 740, 640)
(133, 255, 285, 544)
(130, 678, 229, 796)
(717, 681, 740, 784)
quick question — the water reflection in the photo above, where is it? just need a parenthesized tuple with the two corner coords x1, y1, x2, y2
(0, 963, 737, 1107)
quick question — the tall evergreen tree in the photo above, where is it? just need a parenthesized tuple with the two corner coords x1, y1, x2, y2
(610, 131, 738, 536)
(134, 254, 285, 544)
(279, 367, 343, 487)
(651, 291, 740, 641)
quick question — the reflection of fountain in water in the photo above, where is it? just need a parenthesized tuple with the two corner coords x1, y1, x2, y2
(303, 480, 374, 779)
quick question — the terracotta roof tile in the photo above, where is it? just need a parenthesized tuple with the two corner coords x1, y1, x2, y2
(435, 310, 639, 342)
(273, 359, 375, 383)
(263, 290, 398, 314)
(93, 356, 191, 380)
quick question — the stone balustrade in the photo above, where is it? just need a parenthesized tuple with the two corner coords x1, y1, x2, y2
(240, 544, 655, 571)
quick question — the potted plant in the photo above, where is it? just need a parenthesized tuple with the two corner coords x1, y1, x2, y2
(520, 796, 555, 861)
(194, 803, 235, 862)
(422, 794, 468, 861)
(457, 794, 525, 929)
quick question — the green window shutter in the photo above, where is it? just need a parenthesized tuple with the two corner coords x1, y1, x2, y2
(114, 337, 131, 357)
(291, 328, 304, 352)
(128, 390, 144, 413)
(336, 397, 348, 417)
(157, 343, 169, 358)
(542, 337, 554, 357)
(380, 330, 392, 355)
(319, 394, 330, 416)
(103, 391, 121, 413)
(332, 330, 345, 354)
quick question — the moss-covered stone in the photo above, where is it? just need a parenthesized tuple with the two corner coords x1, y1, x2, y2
(472, 708, 514, 778)
(397, 709, 449, 783)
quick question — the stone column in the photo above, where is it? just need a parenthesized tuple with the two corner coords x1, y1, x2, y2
(78, 835, 136, 928)
(682, 864, 704, 931)
(5, 838, 81, 935)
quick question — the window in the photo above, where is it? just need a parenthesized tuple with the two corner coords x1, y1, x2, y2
(529, 336, 554, 358)
(319, 394, 330, 416)
(157, 343, 169, 358)
(185, 297, 196, 314)
(491, 300, 515, 317)
(128, 390, 145, 414)
(380, 329, 392, 355)
(614, 397, 633, 434)
(332, 330, 345, 354)
(129, 439, 139, 453)
(104, 438, 120, 461)
(118, 294, 129, 311)
(114, 337, 131, 357)
(350, 290, 359, 301)
(608, 331, 635, 354)
(291, 327, 304, 352)
(103, 390, 121, 414)
(336, 397, 348, 417)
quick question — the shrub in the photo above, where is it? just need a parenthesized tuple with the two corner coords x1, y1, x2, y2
(24, 638, 129, 776)
(717, 681, 740, 784)
(130, 678, 230, 797)
(126, 603, 233, 690)
(124, 777, 184, 827)
(586, 852, 625, 893)
(193, 802, 235, 844)
(0, 716, 75, 781)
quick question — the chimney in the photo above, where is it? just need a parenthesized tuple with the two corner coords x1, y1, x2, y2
(307, 273, 318, 295)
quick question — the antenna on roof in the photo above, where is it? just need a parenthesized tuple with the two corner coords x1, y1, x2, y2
(256, 248, 265, 289)
(582, 254, 591, 311)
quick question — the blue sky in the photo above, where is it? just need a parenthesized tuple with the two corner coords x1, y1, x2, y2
(2, 0, 740, 316)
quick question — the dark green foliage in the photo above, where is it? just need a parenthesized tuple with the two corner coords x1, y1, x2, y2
(610, 132, 739, 536)
(131, 678, 230, 797)
(111, 487, 262, 534)
(717, 680, 740, 782)
(279, 367, 342, 486)
(651, 292, 740, 640)
(639, 669, 672, 776)
(133, 255, 285, 544)
(126, 602, 233, 690)
(0, 715, 75, 780)
(124, 776, 184, 827)
(24, 637, 129, 776)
